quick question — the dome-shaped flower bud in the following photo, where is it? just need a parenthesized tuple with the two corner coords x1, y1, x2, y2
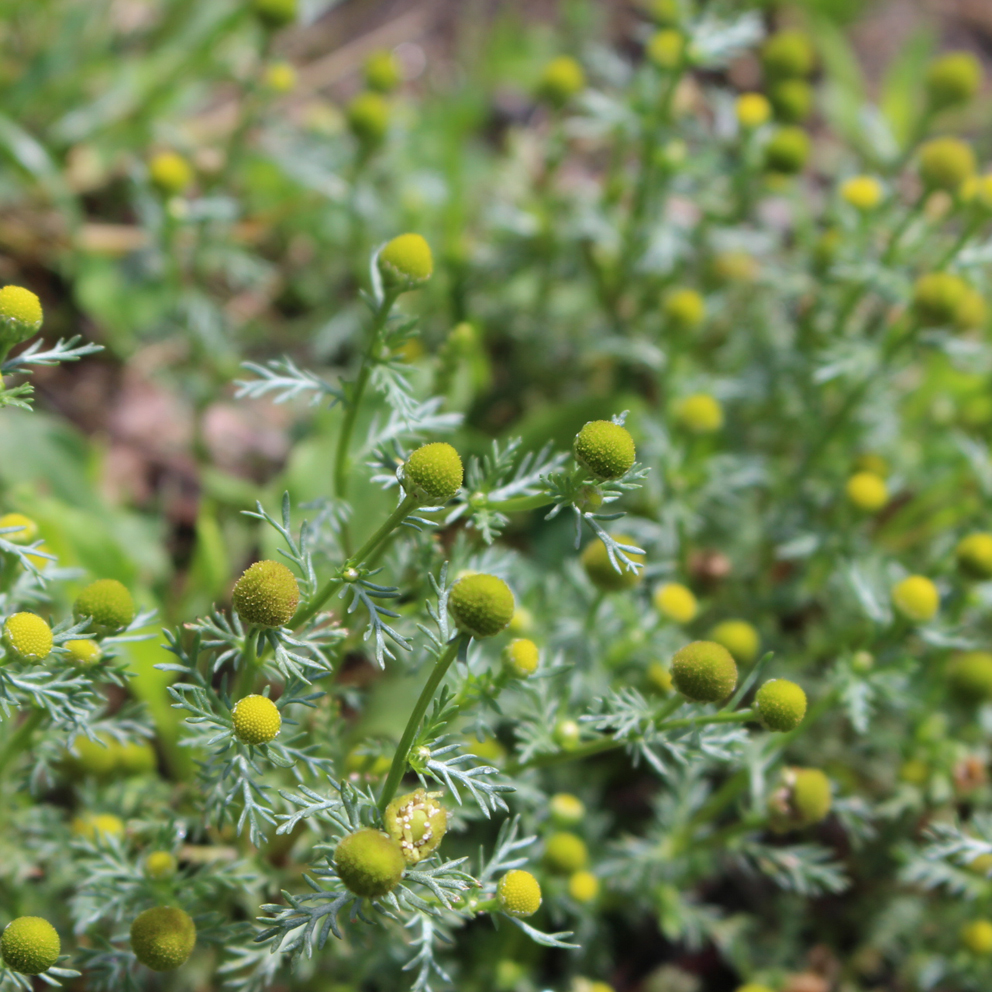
(364, 49, 402, 93)
(676, 393, 723, 433)
(384, 789, 448, 864)
(841, 175, 883, 212)
(502, 638, 539, 677)
(231, 694, 281, 745)
(3, 612, 53, 661)
(263, 61, 297, 94)
(334, 829, 405, 897)
(403, 442, 463, 503)
(962, 919, 992, 955)
(763, 126, 810, 175)
(549, 793, 585, 827)
(926, 52, 982, 110)
(755, 679, 807, 732)
(130, 906, 196, 971)
(448, 573, 515, 638)
(232, 561, 299, 628)
(653, 582, 698, 624)
(378, 233, 433, 289)
(145, 851, 178, 880)
(119, 740, 156, 776)
(573, 420, 636, 480)
(769, 78, 813, 123)
(148, 152, 192, 195)
(347, 91, 390, 146)
(0, 513, 38, 545)
(709, 619, 760, 665)
(768, 767, 832, 831)
(947, 652, 992, 703)
(955, 288, 987, 331)
(845, 471, 888, 512)
(646, 0, 680, 25)
(554, 718, 581, 749)
(646, 662, 673, 694)
(892, 575, 939, 623)
(912, 272, 969, 327)
(508, 607, 533, 635)
(647, 30, 684, 70)
(252, 0, 297, 30)
(735, 93, 771, 130)
(663, 288, 706, 331)
(537, 56, 585, 108)
(918, 137, 976, 191)
(71, 732, 119, 778)
(581, 536, 644, 592)
(956, 532, 992, 578)
(73, 578, 136, 633)
(544, 832, 588, 873)
(761, 30, 815, 82)
(72, 812, 125, 840)
(0, 285, 43, 348)
(671, 640, 737, 702)
(568, 870, 600, 903)
(64, 638, 102, 667)
(1, 917, 60, 975)
(496, 869, 542, 917)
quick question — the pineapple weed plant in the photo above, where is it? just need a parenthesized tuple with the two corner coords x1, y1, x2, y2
(4, 0, 992, 990)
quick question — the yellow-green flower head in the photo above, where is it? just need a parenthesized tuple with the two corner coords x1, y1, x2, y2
(961, 173, 992, 212)
(263, 60, 297, 93)
(3, 612, 52, 661)
(496, 869, 542, 917)
(544, 832, 588, 873)
(653, 582, 698, 624)
(365, 49, 402, 93)
(961, 919, 992, 956)
(549, 792, 585, 827)
(736, 92, 772, 130)
(554, 718, 581, 749)
(755, 678, 807, 732)
(378, 233, 433, 289)
(503, 638, 539, 677)
(148, 152, 192, 195)
(671, 640, 737, 702)
(912, 271, 969, 327)
(841, 175, 883, 212)
(65, 638, 102, 667)
(763, 126, 810, 175)
(957, 533, 992, 578)
(926, 52, 982, 110)
(970, 853, 992, 875)
(537, 56, 585, 108)
(947, 652, 992, 703)
(645, 0, 680, 26)
(770, 78, 813, 123)
(71, 733, 119, 778)
(846, 471, 888, 512)
(252, 0, 297, 29)
(663, 288, 706, 331)
(347, 91, 390, 146)
(130, 906, 196, 971)
(145, 851, 178, 880)
(768, 767, 832, 831)
(646, 661, 673, 694)
(574, 420, 636, 480)
(384, 789, 448, 864)
(899, 757, 929, 785)
(72, 812, 125, 840)
(402, 442, 463, 503)
(647, 30, 684, 71)
(676, 393, 723, 433)
(1, 917, 60, 975)
(232, 560, 299, 628)
(918, 137, 976, 191)
(892, 575, 939, 623)
(126, 740, 158, 776)
(73, 578, 136, 632)
(335, 828, 405, 897)
(0, 286, 43, 347)
(449, 573, 514, 637)
(736, 985, 776, 992)
(581, 535, 644, 592)
(0, 513, 38, 545)
(711, 250, 759, 284)
(232, 694, 281, 745)
(761, 30, 815, 81)
(956, 288, 988, 331)
(709, 619, 759, 664)
(508, 607, 533, 636)
(568, 870, 600, 902)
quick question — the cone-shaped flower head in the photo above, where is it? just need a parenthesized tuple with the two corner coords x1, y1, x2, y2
(768, 767, 832, 831)
(846, 471, 888, 512)
(568, 870, 600, 902)
(770, 78, 812, 123)
(263, 61, 297, 93)
(755, 679, 807, 732)
(892, 575, 939, 623)
(502, 638, 539, 677)
(676, 393, 723, 433)
(957, 533, 992, 578)
(841, 175, 883, 212)
(581, 535, 644, 592)
(549, 793, 585, 827)
(448, 573, 515, 638)
(3, 612, 52, 661)
(709, 620, 760, 664)
(232, 561, 299, 628)
(0, 513, 38, 545)
(403, 442, 463, 503)
(0, 286, 43, 348)
(573, 420, 636, 480)
(347, 91, 390, 145)
(378, 233, 433, 289)
(232, 694, 281, 745)
(145, 851, 178, 880)
(663, 288, 707, 330)
(149, 152, 192, 195)
(252, 0, 297, 29)
(764, 126, 809, 174)
(653, 582, 698, 624)
(761, 30, 815, 81)
(647, 30, 684, 70)
(1, 917, 60, 975)
(497, 870, 542, 917)
(537, 56, 585, 108)
(365, 49, 402, 93)
(735, 93, 771, 129)
(947, 652, 992, 703)
(65, 638, 102, 667)
(130, 906, 196, 971)
(671, 640, 737, 702)
(71, 813, 124, 840)
(544, 832, 588, 873)
(926, 52, 982, 110)
(384, 789, 448, 864)
(73, 579, 136, 633)
(913, 272, 970, 327)
(961, 919, 992, 955)
(918, 137, 976, 191)
(334, 829, 405, 897)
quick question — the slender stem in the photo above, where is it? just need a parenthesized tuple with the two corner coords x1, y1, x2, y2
(234, 627, 258, 699)
(0, 709, 43, 774)
(378, 633, 470, 813)
(659, 708, 755, 731)
(486, 492, 557, 515)
(936, 214, 980, 270)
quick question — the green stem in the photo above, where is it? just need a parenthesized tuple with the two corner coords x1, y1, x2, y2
(936, 214, 980, 270)
(234, 627, 259, 698)
(659, 708, 755, 731)
(486, 492, 557, 515)
(0, 709, 43, 774)
(378, 633, 470, 813)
